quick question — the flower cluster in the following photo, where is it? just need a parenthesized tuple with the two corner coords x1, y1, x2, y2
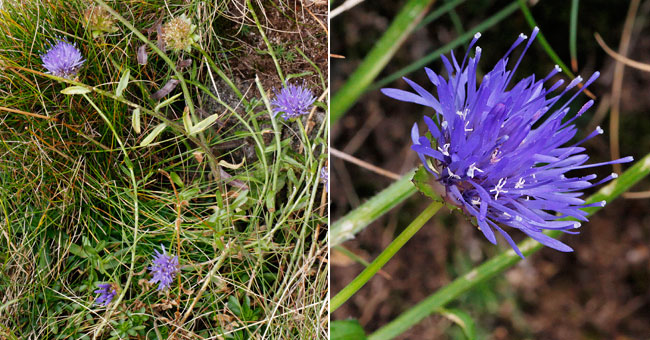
(162, 14, 199, 53)
(148, 244, 180, 290)
(83, 6, 118, 38)
(382, 28, 632, 257)
(40, 39, 85, 79)
(271, 83, 316, 120)
(94, 283, 117, 306)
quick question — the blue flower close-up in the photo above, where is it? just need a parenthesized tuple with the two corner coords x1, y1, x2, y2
(94, 283, 116, 306)
(271, 82, 317, 120)
(40, 39, 85, 79)
(149, 244, 179, 291)
(382, 28, 633, 257)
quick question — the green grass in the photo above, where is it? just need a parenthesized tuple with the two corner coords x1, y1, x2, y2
(0, 1, 328, 339)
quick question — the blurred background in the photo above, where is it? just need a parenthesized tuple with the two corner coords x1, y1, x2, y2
(330, 0, 650, 338)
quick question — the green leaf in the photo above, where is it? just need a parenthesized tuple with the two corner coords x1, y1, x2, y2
(437, 308, 476, 340)
(331, 320, 367, 340)
(154, 92, 182, 113)
(227, 296, 242, 317)
(116, 68, 130, 98)
(189, 113, 219, 135)
(182, 106, 193, 132)
(140, 123, 167, 147)
(412, 166, 442, 202)
(170, 172, 184, 188)
(131, 107, 141, 134)
(61, 86, 91, 95)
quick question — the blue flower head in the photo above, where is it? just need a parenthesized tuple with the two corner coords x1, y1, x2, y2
(94, 283, 117, 306)
(382, 28, 633, 257)
(271, 82, 316, 120)
(40, 39, 85, 79)
(149, 244, 179, 290)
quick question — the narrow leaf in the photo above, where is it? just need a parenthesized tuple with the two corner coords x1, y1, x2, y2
(438, 308, 477, 340)
(189, 113, 219, 135)
(154, 92, 182, 113)
(61, 86, 91, 95)
(116, 69, 130, 98)
(182, 106, 192, 132)
(131, 108, 141, 134)
(331, 320, 367, 340)
(140, 123, 167, 147)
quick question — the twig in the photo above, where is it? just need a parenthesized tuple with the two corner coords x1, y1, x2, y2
(331, 148, 401, 180)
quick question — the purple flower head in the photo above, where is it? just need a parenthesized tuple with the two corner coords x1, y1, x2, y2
(321, 166, 329, 192)
(148, 244, 179, 290)
(381, 28, 633, 257)
(94, 283, 117, 306)
(40, 39, 85, 79)
(270, 82, 316, 120)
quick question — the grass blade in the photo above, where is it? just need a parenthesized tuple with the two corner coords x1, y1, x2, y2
(367, 152, 650, 340)
(140, 123, 167, 147)
(569, 0, 580, 71)
(331, 0, 437, 122)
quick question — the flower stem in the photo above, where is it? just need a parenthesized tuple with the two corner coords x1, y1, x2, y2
(331, 201, 444, 312)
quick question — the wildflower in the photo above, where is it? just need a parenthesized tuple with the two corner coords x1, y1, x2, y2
(321, 166, 328, 192)
(381, 28, 633, 257)
(270, 83, 316, 120)
(40, 39, 85, 79)
(149, 244, 179, 290)
(83, 6, 118, 38)
(94, 283, 117, 306)
(162, 14, 199, 53)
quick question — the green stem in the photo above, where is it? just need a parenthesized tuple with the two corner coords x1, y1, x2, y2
(569, 0, 579, 70)
(331, 0, 437, 122)
(247, 0, 285, 84)
(331, 169, 418, 247)
(368, 152, 650, 340)
(331, 201, 444, 312)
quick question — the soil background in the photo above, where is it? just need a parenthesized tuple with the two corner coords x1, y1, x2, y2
(331, 0, 650, 339)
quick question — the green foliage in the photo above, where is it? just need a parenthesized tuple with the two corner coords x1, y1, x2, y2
(331, 320, 368, 340)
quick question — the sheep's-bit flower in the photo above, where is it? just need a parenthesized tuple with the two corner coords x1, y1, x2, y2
(94, 283, 117, 306)
(382, 28, 633, 257)
(321, 166, 329, 192)
(162, 14, 199, 53)
(271, 83, 316, 120)
(149, 244, 179, 290)
(83, 6, 118, 38)
(40, 39, 85, 79)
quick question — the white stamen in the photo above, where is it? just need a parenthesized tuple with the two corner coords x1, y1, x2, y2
(441, 121, 448, 129)
(554, 64, 562, 72)
(466, 163, 484, 178)
(611, 172, 618, 179)
(596, 126, 604, 134)
(456, 108, 469, 120)
(515, 216, 523, 222)
(447, 168, 461, 179)
(600, 200, 607, 207)
(490, 178, 509, 200)
(503, 212, 511, 218)
(515, 177, 525, 189)
(526, 196, 530, 201)
(438, 143, 450, 156)
(573, 222, 581, 229)
(464, 121, 473, 132)
(471, 197, 481, 205)
(490, 149, 502, 164)
(474, 32, 481, 39)
(519, 33, 528, 40)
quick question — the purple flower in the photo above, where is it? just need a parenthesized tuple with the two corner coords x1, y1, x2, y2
(381, 28, 633, 257)
(94, 283, 117, 306)
(149, 244, 179, 290)
(40, 39, 85, 79)
(321, 166, 328, 192)
(271, 83, 316, 120)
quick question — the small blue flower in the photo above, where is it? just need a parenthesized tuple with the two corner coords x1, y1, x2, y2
(149, 244, 179, 291)
(94, 283, 117, 306)
(382, 28, 633, 257)
(321, 166, 328, 192)
(40, 39, 85, 79)
(270, 83, 316, 120)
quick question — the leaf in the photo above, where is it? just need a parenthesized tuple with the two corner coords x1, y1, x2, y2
(218, 157, 245, 170)
(189, 113, 219, 135)
(116, 69, 130, 98)
(170, 172, 184, 188)
(140, 123, 167, 147)
(154, 93, 182, 113)
(131, 107, 141, 134)
(412, 165, 442, 202)
(437, 308, 477, 340)
(61, 86, 91, 95)
(182, 106, 192, 132)
(227, 296, 242, 318)
(331, 320, 367, 340)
